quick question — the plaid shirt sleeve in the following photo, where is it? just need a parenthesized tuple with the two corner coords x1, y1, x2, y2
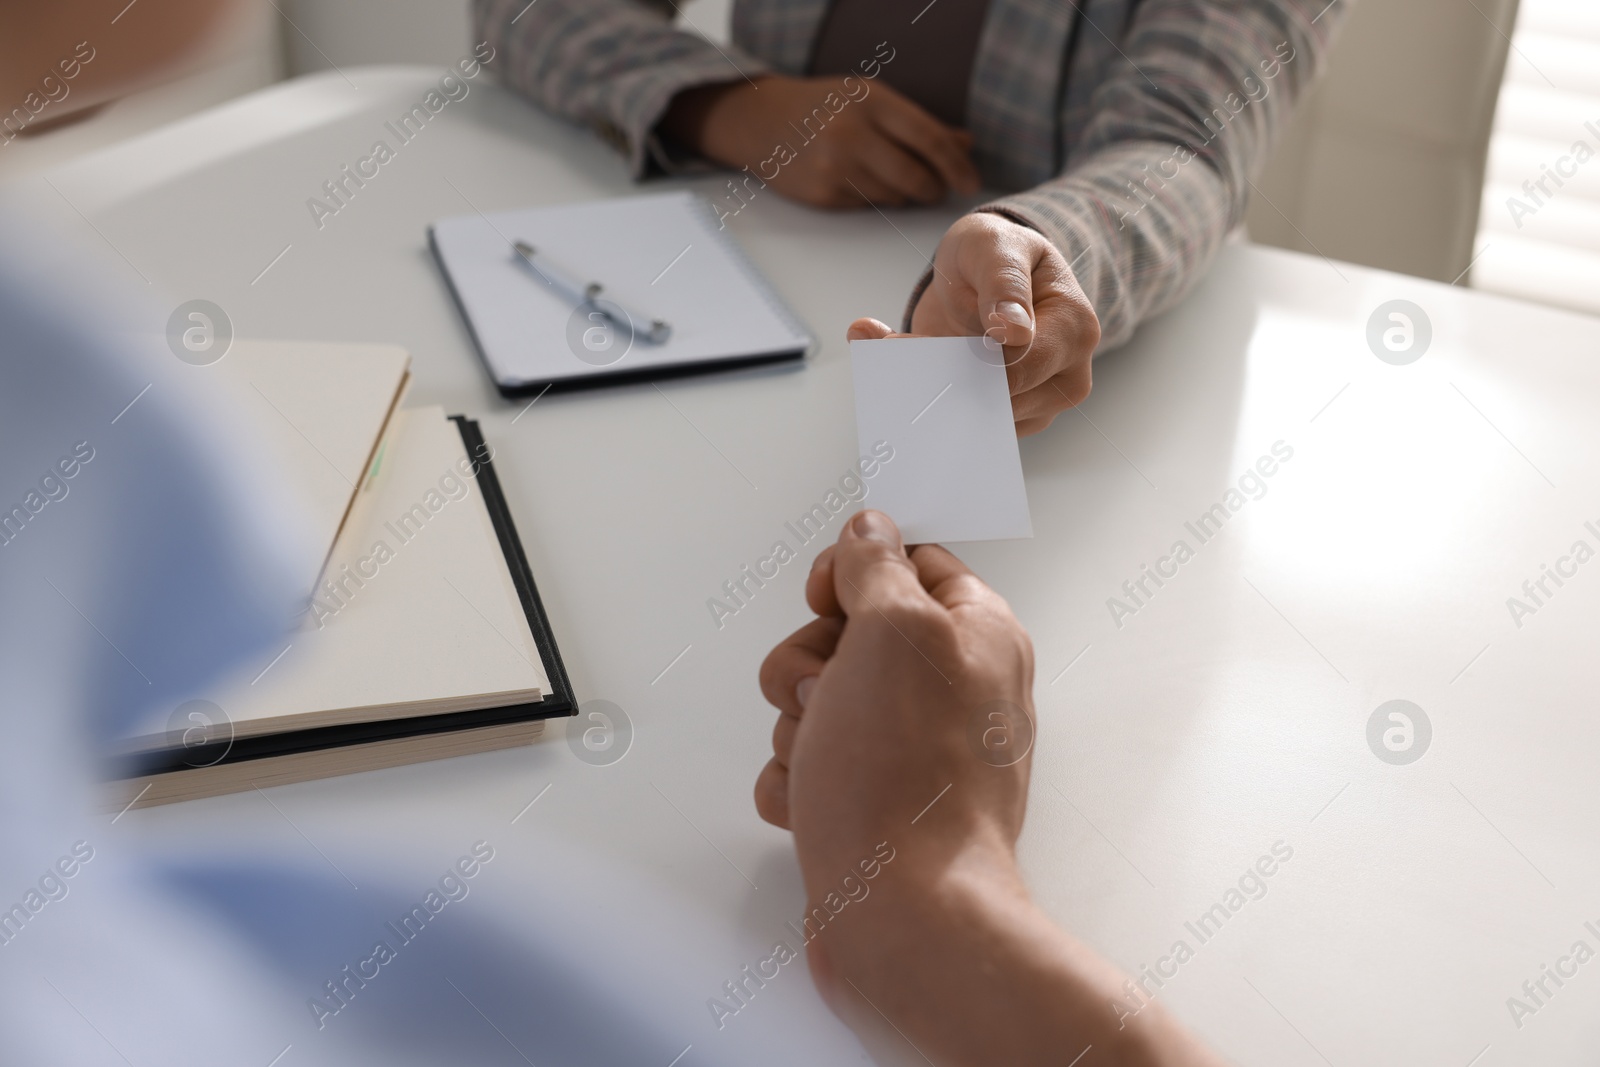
(472, 0, 770, 178)
(969, 0, 1348, 351)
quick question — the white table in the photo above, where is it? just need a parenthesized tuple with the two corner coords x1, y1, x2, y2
(38, 67, 1600, 1065)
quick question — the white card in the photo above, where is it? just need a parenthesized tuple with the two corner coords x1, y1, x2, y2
(851, 336, 1033, 543)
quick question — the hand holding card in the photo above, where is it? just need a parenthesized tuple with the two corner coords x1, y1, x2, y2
(850, 333, 1033, 544)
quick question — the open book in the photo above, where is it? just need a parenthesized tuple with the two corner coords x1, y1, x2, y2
(111, 345, 573, 805)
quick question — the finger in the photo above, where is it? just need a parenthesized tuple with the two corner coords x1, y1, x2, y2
(1012, 379, 1069, 424)
(1011, 384, 1056, 425)
(959, 232, 1039, 358)
(754, 757, 790, 829)
(1040, 366, 1092, 415)
(830, 510, 931, 621)
(869, 90, 981, 196)
(839, 165, 907, 208)
(846, 317, 898, 342)
(856, 133, 947, 204)
(759, 615, 842, 717)
(1015, 414, 1054, 437)
(1003, 265, 1100, 397)
(905, 543, 994, 612)
(807, 543, 842, 617)
(772, 710, 799, 768)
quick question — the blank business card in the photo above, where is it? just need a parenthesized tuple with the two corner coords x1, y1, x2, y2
(850, 336, 1032, 543)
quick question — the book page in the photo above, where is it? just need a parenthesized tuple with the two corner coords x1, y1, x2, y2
(205, 340, 411, 593)
(190, 407, 547, 739)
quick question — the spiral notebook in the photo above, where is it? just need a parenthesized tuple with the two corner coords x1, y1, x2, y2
(429, 191, 812, 395)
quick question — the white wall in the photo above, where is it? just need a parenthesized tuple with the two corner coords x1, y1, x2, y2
(273, 0, 732, 73)
(278, 0, 475, 72)
(1245, 0, 1518, 284)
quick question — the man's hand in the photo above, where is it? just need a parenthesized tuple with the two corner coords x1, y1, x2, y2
(856, 212, 1101, 436)
(755, 509, 1035, 885)
(662, 75, 980, 208)
(755, 511, 1227, 1066)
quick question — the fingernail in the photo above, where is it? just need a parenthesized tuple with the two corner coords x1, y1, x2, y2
(994, 300, 1033, 329)
(852, 510, 897, 545)
(796, 676, 816, 709)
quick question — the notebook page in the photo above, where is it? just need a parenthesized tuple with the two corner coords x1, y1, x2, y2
(197, 407, 548, 738)
(206, 340, 410, 595)
(432, 191, 810, 385)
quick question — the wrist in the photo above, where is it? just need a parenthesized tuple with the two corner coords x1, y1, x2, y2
(660, 77, 769, 164)
(973, 205, 1041, 237)
(805, 837, 1022, 979)
(819, 849, 1183, 1066)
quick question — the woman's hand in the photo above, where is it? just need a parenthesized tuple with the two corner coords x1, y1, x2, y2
(662, 75, 980, 208)
(860, 212, 1101, 436)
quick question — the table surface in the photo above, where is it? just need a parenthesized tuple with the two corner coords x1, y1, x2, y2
(35, 66, 1600, 1066)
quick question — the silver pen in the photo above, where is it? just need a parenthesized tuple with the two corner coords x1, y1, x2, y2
(511, 240, 671, 345)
